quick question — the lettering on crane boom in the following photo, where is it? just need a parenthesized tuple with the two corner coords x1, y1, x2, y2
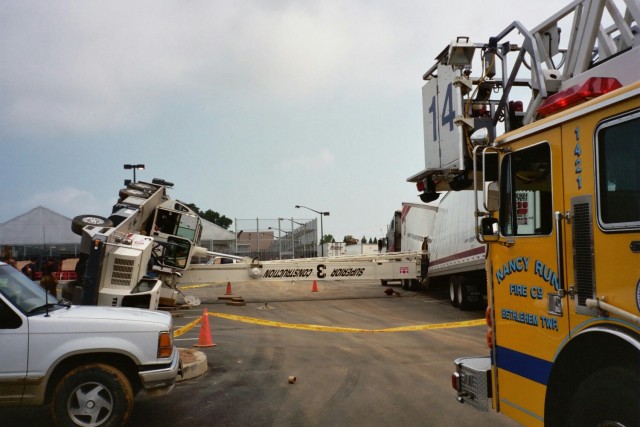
(317, 264, 366, 279)
(262, 265, 367, 279)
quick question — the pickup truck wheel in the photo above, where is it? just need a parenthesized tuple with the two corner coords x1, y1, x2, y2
(52, 363, 134, 427)
(71, 215, 114, 236)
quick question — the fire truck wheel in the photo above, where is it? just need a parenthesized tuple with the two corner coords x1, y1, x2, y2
(402, 279, 410, 290)
(71, 215, 114, 236)
(380, 280, 388, 286)
(567, 365, 637, 426)
(449, 277, 459, 307)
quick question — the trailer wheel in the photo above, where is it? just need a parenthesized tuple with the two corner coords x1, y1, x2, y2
(457, 279, 470, 310)
(71, 215, 114, 236)
(408, 279, 421, 291)
(567, 365, 638, 426)
(449, 277, 459, 307)
(51, 363, 134, 427)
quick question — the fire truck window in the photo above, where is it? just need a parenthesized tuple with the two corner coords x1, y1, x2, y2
(500, 143, 552, 236)
(597, 114, 640, 228)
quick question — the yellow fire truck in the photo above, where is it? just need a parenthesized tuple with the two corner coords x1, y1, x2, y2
(408, 1, 639, 425)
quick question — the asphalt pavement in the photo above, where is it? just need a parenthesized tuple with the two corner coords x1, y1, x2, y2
(1, 280, 520, 427)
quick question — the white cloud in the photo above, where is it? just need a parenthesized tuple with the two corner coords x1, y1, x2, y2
(0, 1, 427, 137)
(281, 148, 335, 172)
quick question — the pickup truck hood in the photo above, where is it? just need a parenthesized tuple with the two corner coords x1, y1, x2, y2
(29, 305, 172, 334)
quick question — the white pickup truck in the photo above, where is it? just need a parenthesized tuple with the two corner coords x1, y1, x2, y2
(0, 261, 180, 427)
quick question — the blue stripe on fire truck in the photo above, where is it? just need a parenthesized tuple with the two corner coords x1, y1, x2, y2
(496, 346, 553, 385)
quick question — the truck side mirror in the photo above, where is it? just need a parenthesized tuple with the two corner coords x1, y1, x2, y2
(470, 128, 490, 146)
(481, 217, 499, 242)
(485, 181, 499, 212)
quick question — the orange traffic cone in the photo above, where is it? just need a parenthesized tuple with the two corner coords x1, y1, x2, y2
(311, 280, 318, 292)
(194, 308, 216, 348)
(225, 281, 233, 295)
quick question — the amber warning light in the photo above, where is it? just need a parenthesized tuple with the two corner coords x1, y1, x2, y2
(537, 77, 622, 117)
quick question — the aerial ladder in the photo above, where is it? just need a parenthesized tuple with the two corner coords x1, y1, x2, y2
(408, 0, 639, 198)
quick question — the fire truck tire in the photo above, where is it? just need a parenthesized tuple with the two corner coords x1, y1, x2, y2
(71, 215, 114, 236)
(449, 277, 459, 307)
(566, 365, 637, 426)
(401, 279, 410, 290)
(51, 363, 134, 427)
(380, 280, 388, 286)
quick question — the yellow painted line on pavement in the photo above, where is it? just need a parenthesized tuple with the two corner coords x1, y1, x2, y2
(173, 312, 485, 337)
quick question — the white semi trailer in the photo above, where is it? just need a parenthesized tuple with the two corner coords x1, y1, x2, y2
(387, 191, 486, 309)
(428, 190, 486, 309)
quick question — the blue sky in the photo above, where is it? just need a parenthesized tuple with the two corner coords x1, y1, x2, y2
(0, 0, 566, 240)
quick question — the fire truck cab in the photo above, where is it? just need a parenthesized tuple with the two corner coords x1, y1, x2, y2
(406, 0, 640, 425)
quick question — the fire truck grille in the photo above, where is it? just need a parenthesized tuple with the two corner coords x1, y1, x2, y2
(572, 197, 595, 307)
(111, 258, 135, 287)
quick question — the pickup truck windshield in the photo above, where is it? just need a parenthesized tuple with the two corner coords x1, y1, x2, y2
(0, 264, 66, 313)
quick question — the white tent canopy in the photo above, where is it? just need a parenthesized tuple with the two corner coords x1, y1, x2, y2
(0, 206, 80, 246)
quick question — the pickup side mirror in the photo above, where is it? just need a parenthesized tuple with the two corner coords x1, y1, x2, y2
(481, 217, 499, 242)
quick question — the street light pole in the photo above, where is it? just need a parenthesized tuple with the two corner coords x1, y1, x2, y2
(295, 205, 330, 257)
(123, 164, 145, 183)
(267, 226, 282, 259)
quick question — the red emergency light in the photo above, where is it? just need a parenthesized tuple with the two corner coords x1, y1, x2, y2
(537, 77, 622, 117)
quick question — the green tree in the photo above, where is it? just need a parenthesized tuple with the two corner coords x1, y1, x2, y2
(186, 203, 233, 229)
(321, 234, 334, 244)
(361, 236, 367, 244)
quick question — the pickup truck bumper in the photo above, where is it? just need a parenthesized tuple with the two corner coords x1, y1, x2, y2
(139, 346, 181, 397)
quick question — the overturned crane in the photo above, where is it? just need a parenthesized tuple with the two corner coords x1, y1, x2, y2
(66, 179, 421, 310)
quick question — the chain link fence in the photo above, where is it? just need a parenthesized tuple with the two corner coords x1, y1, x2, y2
(232, 218, 318, 260)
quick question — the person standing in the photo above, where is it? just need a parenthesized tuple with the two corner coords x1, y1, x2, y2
(21, 258, 37, 279)
(40, 257, 58, 297)
(2, 246, 18, 269)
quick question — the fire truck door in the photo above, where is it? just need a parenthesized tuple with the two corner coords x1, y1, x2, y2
(490, 129, 570, 423)
(562, 110, 640, 322)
